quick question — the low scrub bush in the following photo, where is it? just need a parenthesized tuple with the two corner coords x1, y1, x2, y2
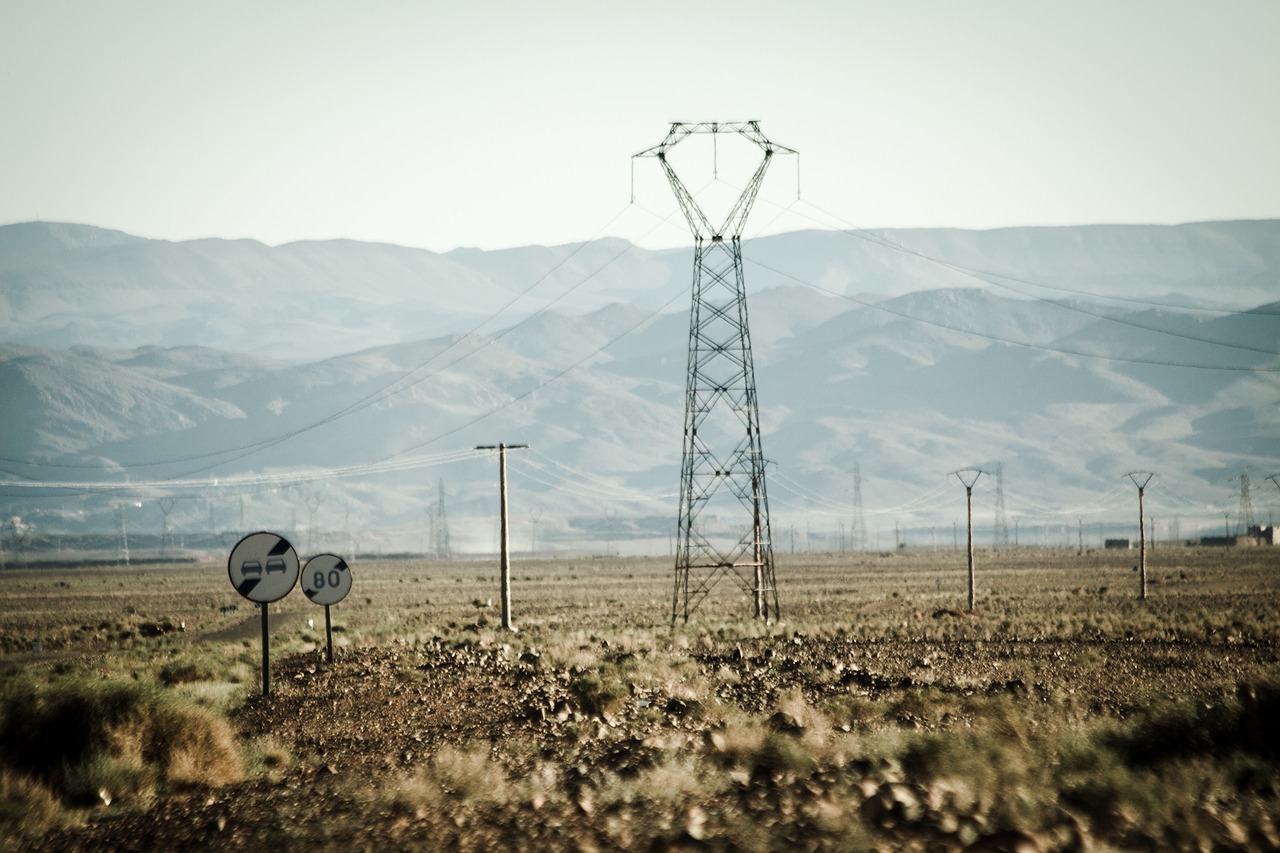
(0, 767, 65, 850)
(0, 672, 243, 817)
(567, 669, 630, 718)
(1112, 678, 1280, 766)
(158, 657, 218, 686)
(381, 743, 512, 818)
(822, 694, 888, 731)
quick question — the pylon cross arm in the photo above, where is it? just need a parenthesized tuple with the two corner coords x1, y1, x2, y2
(1124, 471, 1155, 490)
(635, 121, 796, 241)
(633, 121, 795, 158)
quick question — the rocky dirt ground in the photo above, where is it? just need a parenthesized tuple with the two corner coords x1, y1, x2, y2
(27, 627, 1280, 853)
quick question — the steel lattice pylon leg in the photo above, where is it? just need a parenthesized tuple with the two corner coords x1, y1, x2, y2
(635, 122, 795, 624)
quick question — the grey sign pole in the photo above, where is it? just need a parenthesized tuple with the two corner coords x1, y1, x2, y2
(260, 603, 270, 695)
(302, 554, 353, 664)
(324, 605, 333, 664)
(228, 532, 300, 697)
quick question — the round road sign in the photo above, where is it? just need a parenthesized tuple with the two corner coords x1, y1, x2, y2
(301, 553, 353, 606)
(228, 532, 300, 603)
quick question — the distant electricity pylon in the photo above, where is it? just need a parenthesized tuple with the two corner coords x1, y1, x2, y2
(635, 121, 796, 625)
(993, 462, 1009, 549)
(305, 490, 322, 554)
(1124, 471, 1155, 600)
(427, 478, 453, 559)
(117, 503, 133, 566)
(1270, 475, 1280, 530)
(851, 461, 867, 552)
(1237, 472, 1255, 535)
(157, 497, 176, 557)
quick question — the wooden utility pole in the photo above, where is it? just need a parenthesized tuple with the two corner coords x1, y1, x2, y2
(1125, 472, 1155, 600)
(952, 469, 984, 611)
(476, 444, 528, 631)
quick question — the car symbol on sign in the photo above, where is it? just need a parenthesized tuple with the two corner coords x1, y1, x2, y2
(241, 560, 263, 577)
(266, 558, 287, 575)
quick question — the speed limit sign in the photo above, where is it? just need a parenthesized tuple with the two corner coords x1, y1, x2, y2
(301, 554, 353, 606)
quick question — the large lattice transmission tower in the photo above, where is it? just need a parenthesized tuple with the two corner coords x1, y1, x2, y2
(636, 121, 796, 624)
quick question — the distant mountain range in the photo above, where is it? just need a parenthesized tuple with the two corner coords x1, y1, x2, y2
(1, 220, 1277, 557)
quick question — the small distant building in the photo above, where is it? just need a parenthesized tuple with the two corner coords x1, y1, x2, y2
(1200, 527, 1274, 547)
(1104, 538, 1131, 550)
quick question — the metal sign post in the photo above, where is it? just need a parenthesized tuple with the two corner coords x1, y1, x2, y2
(260, 603, 270, 695)
(227, 532, 300, 696)
(301, 553, 353, 663)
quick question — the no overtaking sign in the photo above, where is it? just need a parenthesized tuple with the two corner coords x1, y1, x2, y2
(228, 532, 300, 603)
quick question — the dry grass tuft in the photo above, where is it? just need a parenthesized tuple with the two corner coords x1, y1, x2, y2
(0, 672, 243, 816)
(379, 743, 517, 822)
(0, 767, 68, 850)
(429, 743, 509, 802)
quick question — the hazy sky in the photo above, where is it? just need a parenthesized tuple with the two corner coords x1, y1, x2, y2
(2, 0, 1278, 252)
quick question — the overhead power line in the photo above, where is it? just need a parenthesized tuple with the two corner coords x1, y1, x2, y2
(0, 448, 483, 496)
(745, 256, 1279, 373)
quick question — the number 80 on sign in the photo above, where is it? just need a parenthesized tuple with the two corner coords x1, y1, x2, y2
(301, 554, 353, 606)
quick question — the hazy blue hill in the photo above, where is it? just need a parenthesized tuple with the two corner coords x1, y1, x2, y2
(4, 220, 1278, 360)
(115, 345, 291, 393)
(445, 237, 672, 297)
(0, 221, 148, 255)
(498, 302, 655, 365)
(0, 225, 514, 357)
(1187, 405, 1278, 459)
(852, 221, 1280, 296)
(1200, 302, 1280, 352)
(1, 222, 1278, 550)
(768, 342, 1134, 421)
(1052, 302, 1280, 402)
(741, 221, 1280, 308)
(0, 345, 245, 463)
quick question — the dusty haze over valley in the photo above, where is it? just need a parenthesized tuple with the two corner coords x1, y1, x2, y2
(1, 219, 1276, 558)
